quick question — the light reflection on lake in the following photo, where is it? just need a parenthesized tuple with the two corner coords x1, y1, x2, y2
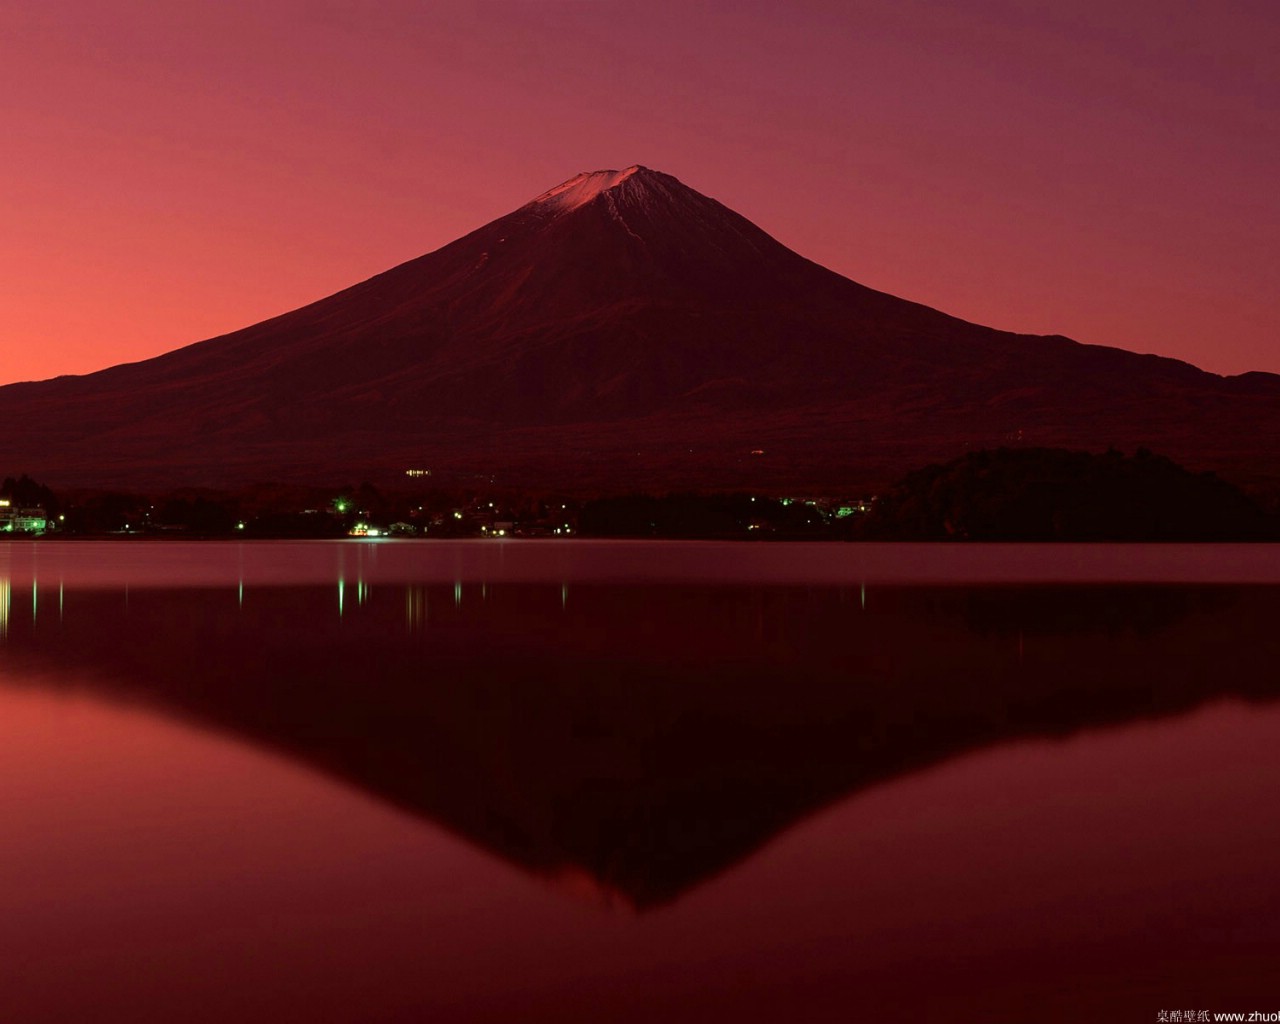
(1, 540, 1278, 1022)
(5, 538, 1280, 589)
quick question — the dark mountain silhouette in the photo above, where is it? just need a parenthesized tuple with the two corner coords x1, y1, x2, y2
(4, 580, 1280, 908)
(3, 165, 1278, 491)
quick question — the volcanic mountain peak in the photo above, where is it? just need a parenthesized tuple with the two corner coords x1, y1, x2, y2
(531, 165, 648, 212)
(3, 163, 1279, 493)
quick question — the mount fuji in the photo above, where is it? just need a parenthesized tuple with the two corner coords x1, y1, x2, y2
(3, 165, 1278, 492)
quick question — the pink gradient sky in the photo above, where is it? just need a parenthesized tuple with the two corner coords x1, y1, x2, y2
(2, 0, 1276, 385)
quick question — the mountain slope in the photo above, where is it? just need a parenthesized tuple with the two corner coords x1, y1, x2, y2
(3, 165, 1278, 491)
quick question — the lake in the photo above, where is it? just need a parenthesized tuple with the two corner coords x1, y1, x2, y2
(2, 540, 1279, 1022)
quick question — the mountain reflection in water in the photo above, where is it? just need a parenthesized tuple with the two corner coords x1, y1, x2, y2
(5, 541, 1280, 1022)
(2, 566, 1277, 909)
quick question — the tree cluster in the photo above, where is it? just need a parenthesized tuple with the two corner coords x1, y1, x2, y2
(1, 475, 59, 515)
(855, 447, 1277, 541)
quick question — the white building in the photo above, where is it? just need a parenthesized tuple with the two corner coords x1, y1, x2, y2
(0, 499, 48, 534)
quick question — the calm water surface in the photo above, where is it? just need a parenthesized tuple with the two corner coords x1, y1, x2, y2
(2, 540, 1279, 1022)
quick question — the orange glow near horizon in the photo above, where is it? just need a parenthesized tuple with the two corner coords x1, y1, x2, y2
(2, 2, 1277, 385)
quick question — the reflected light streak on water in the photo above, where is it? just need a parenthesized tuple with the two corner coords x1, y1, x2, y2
(406, 585, 428, 632)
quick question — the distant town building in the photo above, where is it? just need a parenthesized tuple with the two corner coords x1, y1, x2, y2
(0, 499, 48, 534)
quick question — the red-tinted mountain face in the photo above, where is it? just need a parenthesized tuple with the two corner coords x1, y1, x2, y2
(3, 165, 1279, 492)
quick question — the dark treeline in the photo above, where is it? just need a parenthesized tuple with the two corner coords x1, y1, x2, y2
(578, 494, 828, 538)
(1, 475, 59, 515)
(5, 447, 1278, 540)
(4, 478, 586, 539)
(855, 447, 1279, 541)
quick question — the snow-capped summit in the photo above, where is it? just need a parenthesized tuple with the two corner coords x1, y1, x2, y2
(530, 166, 647, 212)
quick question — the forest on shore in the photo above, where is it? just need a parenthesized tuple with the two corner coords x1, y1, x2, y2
(4, 447, 1277, 542)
